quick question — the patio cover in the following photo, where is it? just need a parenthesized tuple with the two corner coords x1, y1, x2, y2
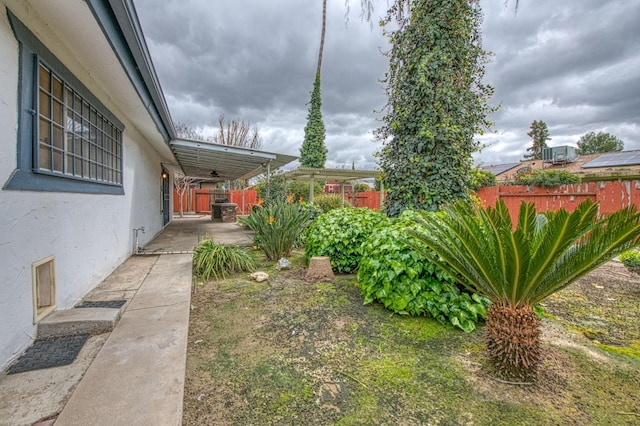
(282, 167, 383, 204)
(170, 138, 297, 181)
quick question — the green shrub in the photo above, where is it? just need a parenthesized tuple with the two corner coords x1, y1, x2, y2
(470, 169, 497, 191)
(287, 180, 324, 202)
(619, 250, 640, 274)
(354, 183, 371, 193)
(312, 194, 348, 212)
(193, 239, 257, 281)
(255, 172, 288, 204)
(239, 200, 312, 260)
(514, 169, 580, 187)
(358, 211, 490, 332)
(305, 208, 389, 273)
(298, 202, 323, 220)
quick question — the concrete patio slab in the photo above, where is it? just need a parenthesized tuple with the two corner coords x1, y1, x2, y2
(140, 216, 253, 253)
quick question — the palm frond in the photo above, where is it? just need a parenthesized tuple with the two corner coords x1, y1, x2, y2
(529, 205, 640, 303)
(408, 199, 640, 308)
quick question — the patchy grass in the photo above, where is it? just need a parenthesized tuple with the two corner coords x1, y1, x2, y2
(183, 253, 640, 425)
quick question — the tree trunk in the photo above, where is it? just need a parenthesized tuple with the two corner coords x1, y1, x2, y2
(179, 190, 184, 218)
(484, 303, 541, 382)
(316, 0, 327, 76)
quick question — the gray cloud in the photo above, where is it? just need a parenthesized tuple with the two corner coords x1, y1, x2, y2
(135, 0, 640, 170)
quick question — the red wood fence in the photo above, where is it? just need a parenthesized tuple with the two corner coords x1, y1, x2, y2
(173, 189, 384, 215)
(174, 182, 640, 222)
(477, 180, 640, 223)
(173, 189, 258, 215)
(351, 191, 383, 210)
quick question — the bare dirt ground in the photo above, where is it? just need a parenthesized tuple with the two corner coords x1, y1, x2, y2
(183, 255, 640, 425)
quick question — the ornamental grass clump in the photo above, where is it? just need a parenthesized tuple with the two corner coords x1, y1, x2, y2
(358, 210, 489, 332)
(239, 200, 313, 260)
(305, 207, 389, 273)
(193, 239, 257, 281)
(408, 199, 640, 382)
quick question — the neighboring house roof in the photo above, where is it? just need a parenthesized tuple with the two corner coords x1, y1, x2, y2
(582, 151, 640, 168)
(480, 163, 520, 176)
(485, 150, 640, 182)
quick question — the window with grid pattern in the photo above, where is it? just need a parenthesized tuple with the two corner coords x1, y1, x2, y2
(37, 63, 123, 185)
(5, 10, 125, 194)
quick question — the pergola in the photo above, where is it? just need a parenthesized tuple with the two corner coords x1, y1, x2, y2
(170, 138, 297, 181)
(282, 167, 384, 207)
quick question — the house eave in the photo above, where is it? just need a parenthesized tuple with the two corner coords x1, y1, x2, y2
(86, 0, 175, 142)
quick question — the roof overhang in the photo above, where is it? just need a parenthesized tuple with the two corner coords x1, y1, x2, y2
(283, 167, 380, 182)
(170, 139, 297, 181)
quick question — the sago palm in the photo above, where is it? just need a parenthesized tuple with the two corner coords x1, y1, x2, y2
(409, 199, 640, 381)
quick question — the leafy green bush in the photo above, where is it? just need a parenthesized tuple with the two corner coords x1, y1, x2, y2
(305, 208, 389, 273)
(470, 169, 497, 191)
(298, 202, 323, 220)
(514, 169, 580, 187)
(312, 194, 348, 212)
(358, 211, 490, 332)
(619, 250, 640, 274)
(239, 200, 313, 260)
(254, 171, 288, 204)
(354, 183, 371, 193)
(287, 180, 324, 202)
(193, 239, 257, 281)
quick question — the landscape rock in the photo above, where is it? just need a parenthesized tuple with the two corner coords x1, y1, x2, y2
(276, 258, 292, 270)
(250, 271, 269, 282)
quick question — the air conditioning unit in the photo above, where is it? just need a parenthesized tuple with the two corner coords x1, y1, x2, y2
(542, 146, 578, 164)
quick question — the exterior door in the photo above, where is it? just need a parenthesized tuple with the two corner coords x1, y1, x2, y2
(162, 168, 170, 226)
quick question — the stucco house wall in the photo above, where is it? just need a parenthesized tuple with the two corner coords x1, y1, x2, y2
(0, 1, 176, 369)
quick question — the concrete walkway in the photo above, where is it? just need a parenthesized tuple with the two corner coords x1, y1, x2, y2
(0, 217, 254, 426)
(55, 254, 192, 425)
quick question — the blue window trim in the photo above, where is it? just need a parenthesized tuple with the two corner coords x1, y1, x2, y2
(3, 9, 125, 195)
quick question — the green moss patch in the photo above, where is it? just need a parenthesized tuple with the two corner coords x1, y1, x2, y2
(183, 260, 640, 425)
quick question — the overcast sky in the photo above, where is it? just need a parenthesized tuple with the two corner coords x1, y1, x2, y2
(134, 0, 640, 170)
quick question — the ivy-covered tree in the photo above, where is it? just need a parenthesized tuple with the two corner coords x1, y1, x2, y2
(300, 0, 328, 168)
(524, 120, 550, 160)
(376, 0, 495, 216)
(576, 131, 624, 155)
(300, 75, 327, 168)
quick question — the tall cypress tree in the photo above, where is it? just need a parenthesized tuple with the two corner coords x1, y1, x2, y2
(300, 0, 328, 168)
(300, 74, 327, 168)
(376, 0, 495, 216)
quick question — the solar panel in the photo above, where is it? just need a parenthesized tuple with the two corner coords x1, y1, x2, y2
(582, 151, 640, 169)
(480, 162, 520, 176)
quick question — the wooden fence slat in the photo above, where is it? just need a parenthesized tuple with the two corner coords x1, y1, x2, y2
(173, 189, 385, 215)
(477, 180, 640, 224)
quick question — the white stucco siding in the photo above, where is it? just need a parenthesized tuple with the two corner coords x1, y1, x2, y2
(0, 6, 171, 368)
(0, 142, 165, 369)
